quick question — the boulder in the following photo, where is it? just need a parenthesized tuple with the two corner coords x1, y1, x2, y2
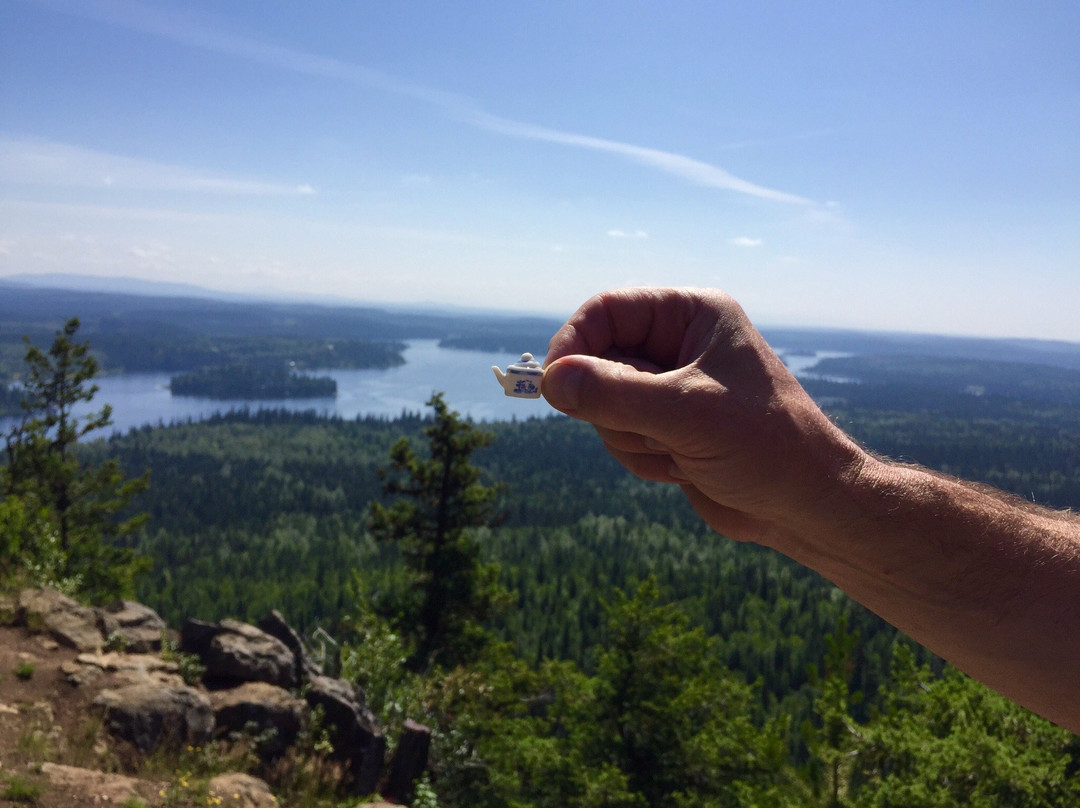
(182, 618, 298, 689)
(18, 587, 103, 651)
(209, 681, 306, 758)
(207, 772, 278, 808)
(67, 651, 183, 687)
(384, 719, 432, 803)
(258, 609, 322, 683)
(97, 599, 167, 653)
(305, 674, 386, 795)
(60, 658, 104, 688)
(179, 617, 220, 658)
(41, 763, 166, 805)
(92, 682, 214, 752)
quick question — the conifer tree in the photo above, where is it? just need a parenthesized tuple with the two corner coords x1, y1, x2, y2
(1, 317, 148, 599)
(368, 392, 507, 670)
(582, 578, 793, 806)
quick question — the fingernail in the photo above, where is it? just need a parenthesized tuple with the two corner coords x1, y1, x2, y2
(543, 362, 583, 412)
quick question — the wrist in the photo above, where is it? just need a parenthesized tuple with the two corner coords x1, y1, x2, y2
(767, 437, 888, 562)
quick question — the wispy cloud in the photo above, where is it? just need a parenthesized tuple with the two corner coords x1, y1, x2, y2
(43, 0, 812, 206)
(39, 0, 470, 110)
(607, 229, 649, 239)
(0, 138, 315, 196)
(473, 114, 811, 205)
(729, 236, 763, 247)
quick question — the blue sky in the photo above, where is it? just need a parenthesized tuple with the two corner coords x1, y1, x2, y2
(2, 1, 1078, 340)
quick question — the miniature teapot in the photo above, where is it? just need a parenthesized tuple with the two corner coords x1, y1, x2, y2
(492, 352, 543, 398)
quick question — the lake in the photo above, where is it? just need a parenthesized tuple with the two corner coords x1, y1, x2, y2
(1, 340, 840, 435)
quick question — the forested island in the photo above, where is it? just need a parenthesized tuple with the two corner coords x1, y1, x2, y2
(169, 363, 338, 400)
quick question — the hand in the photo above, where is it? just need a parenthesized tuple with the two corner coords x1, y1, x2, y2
(542, 287, 867, 547)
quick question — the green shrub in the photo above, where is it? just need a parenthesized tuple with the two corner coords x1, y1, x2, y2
(1, 774, 43, 803)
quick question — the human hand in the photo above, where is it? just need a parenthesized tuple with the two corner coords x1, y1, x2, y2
(542, 287, 867, 547)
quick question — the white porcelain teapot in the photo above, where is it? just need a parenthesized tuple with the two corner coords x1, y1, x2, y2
(492, 352, 543, 398)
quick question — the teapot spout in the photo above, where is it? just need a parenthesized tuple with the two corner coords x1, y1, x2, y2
(492, 365, 509, 389)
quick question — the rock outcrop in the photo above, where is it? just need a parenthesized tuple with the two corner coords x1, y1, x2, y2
(207, 771, 280, 808)
(305, 673, 387, 795)
(97, 599, 167, 653)
(15, 586, 105, 651)
(209, 680, 306, 758)
(1, 588, 431, 804)
(40, 763, 167, 805)
(92, 682, 214, 752)
(384, 719, 433, 803)
(259, 607, 324, 683)
(182, 617, 298, 689)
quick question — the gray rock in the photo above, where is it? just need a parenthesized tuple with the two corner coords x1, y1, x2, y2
(41, 763, 166, 805)
(70, 651, 183, 688)
(207, 772, 278, 808)
(305, 674, 385, 795)
(93, 682, 213, 753)
(179, 617, 220, 658)
(209, 681, 305, 758)
(384, 719, 432, 804)
(97, 600, 167, 653)
(18, 587, 103, 652)
(201, 619, 298, 689)
(258, 609, 322, 684)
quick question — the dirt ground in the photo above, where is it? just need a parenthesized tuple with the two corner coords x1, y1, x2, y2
(0, 623, 171, 807)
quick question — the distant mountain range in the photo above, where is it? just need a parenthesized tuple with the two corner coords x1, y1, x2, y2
(0, 272, 543, 319)
(0, 272, 267, 302)
(0, 273, 565, 358)
(3, 272, 1080, 372)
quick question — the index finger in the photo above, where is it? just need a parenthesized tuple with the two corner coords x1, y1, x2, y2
(545, 287, 728, 370)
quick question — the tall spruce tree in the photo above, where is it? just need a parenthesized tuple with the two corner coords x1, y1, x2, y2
(368, 392, 507, 670)
(1, 317, 148, 599)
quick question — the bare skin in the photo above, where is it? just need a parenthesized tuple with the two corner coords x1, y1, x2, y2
(542, 287, 1080, 733)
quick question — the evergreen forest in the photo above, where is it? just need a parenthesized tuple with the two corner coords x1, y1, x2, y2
(86, 368, 1080, 805)
(4, 299, 1080, 806)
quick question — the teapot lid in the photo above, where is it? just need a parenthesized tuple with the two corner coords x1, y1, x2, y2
(510, 352, 541, 369)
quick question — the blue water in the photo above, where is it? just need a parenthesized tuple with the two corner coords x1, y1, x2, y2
(2, 341, 555, 435)
(1, 340, 842, 435)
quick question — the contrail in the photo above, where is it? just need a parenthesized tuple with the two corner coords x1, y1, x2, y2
(32, 0, 813, 205)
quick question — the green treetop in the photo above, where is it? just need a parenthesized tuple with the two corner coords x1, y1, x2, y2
(368, 392, 508, 671)
(1, 317, 148, 599)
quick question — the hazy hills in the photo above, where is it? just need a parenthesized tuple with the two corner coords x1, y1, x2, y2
(4, 273, 1080, 388)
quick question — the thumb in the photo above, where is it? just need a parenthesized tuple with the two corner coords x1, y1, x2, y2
(542, 355, 672, 435)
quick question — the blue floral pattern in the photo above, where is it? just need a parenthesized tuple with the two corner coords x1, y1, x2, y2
(514, 378, 539, 395)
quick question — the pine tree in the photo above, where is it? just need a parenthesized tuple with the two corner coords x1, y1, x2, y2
(1, 317, 148, 599)
(805, 617, 863, 807)
(368, 392, 507, 670)
(584, 578, 793, 806)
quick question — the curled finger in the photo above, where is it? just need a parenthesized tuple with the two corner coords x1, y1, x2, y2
(604, 444, 687, 484)
(594, 425, 669, 455)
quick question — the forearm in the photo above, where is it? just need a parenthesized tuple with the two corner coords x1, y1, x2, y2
(777, 454, 1080, 732)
